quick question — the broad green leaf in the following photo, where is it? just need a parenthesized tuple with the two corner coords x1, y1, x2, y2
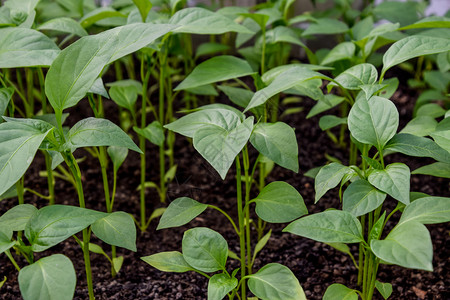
(319, 115, 347, 131)
(368, 163, 410, 205)
(182, 227, 228, 273)
(170, 7, 252, 35)
(157, 197, 207, 230)
(399, 196, 450, 225)
(315, 163, 349, 203)
(343, 179, 386, 217)
(266, 26, 306, 48)
(430, 118, 450, 151)
(382, 36, 450, 77)
(417, 103, 446, 118)
(0, 185, 17, 201)
(348, 96, 399, 150)
(218, 85, 254, 109)
(240, 13, 269, 30)
(373, 1, 419, 27)
(0, 88, 13, 117)
(193, 117, 254, 179)
(91, 212, 136, 251)
(321, 42, 355, 65)
(107, 146, 128, 173)
(25, 205, 106, 252)
(323, 283, 358, 300)
(67, 118, 141, 152)
(133, 121, 165, 147)
(375, 281, 393, 299)
(400, 116, 437, 137)
(250, 122, 298, 172)
(329, 64, 378, 90)
(0, 27, 60, 68)
(302, 18, 349, 36)
(371, 221, 433, 271)
(109, 85, 138, 112)
(132, 0, 152, 21)
(398, 16, 450, 30)
(38, 17, 88, 37)
(412, 162, 450, 178)
(0, 204, 37, 232)
(18, 254, 76, 300)
(141, 251, 194, 273)
(253, 182, 307, 223)
(208, 273, 238, 300)
(79, 7, 126, 28)
(326, 242, 351, 256)
(245, 66, 331, 112)
(261, 64, 333, 84)
(0, 231, 14, 255)
(0, 118, 52, 196)
(196, 42, 230, 58)
(88, 78, 109, 99)
(165, 108, 242, 138)
(175, 56, 254, 91)
(186, 84, 218, 96)
(385, 133, 450, 163)
(284, 210, 363, 243)
(307, 94, 345, 118)
(247, 263, 306, 300)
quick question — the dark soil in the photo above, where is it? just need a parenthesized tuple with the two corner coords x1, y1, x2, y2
(0, 85, 449, 300)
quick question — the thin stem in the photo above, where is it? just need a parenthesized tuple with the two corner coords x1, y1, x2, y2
(357, 214, 365, 286)
(5, 250, 20, 272)
(23, 188, 50, 200)
(98, 147, 111, 212)
(235, 156, 246, 300)
(208, 205, 239, 235)
(242, 147, 252, 275)
(158, 51, 167, 203)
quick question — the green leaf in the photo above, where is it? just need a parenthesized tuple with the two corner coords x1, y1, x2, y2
(319, 115, 347, 131)
(91, 212, 136, 251)
(107, 146, 128, 173)
(165, 108, 242, 138)
(0, 88, 14, 117)
(329, 63, 378, 90)
(109, 85, 138, 112)
(0, 204, 37, 232)
(133, 121, 165, 147)
(141, 251, 194, 273)
(315, 163, 350, 203)
(348, 96, 399, 150)
(398, 16, 450, 30)
(132, 0, 152, 21)
(89, 78, 109, 99)
(430, 118, 450, 151)
(182, 227, 228, 273)
(193, 117, 253, 179)
(38, 17, 88, 37)
(79, 7, 126, 28)
(196, 42, 230, 58)
(400, 116, 437, 137)
(323, 283, 358, 300)
(252, 229, 272, 263)
(175, 56, 254, 91)
(343, 179, 386, 217)
(266, 26, 306, 48)
(371, 221, 433, 271)
(67, 118, 141, 152)
(369, 212, 386, 242)
(399, 196, 450, 225)
(157, 197, 208, 230)
(307, 94, 345, 118)
(412, 162, 450, 178)
(170, 7, 252, 35)
(0, 276, 6, 289)
(382, 36, 450, 76)
(284, 210, 363, 243)
(0, 118, 52, 196)
(250, 122, 298, 172)
(385, 133, 450, 163)
(186, 84, 218, 96)
(247, 263, 306, 300)
(112, 256, 124, 273)
(25, 205, 106, 252)
(417, 103, 446, 118)
(368, 163, 410, 205)
(0, 231, 14, 255)
(302, 18, 349, 36)
(218, 85, 254, 109)
(321, 42, 355, 65)
(208, 273, 238, 300)
(253, 181, 307, 223)
(0, 27, 60, 68)
(375, 281, 393, 299)
(18, 254, 76, 300)
(245, 66, 331, 112)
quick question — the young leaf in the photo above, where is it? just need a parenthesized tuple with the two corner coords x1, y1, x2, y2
(141, 251, 194, 273)
(112, 256, 124, 273)
(182, 227, 228, 273)
(375, 281, 393, 299)
(284, 210, 363, 244)
(368, 163, 410, 205)
(0, 88, 13, 117)
(157, 197, 208, 230)
(400, 116, 437, 137)
(89, 78, 109, 99)
(343, 179, 386, 217)
(25, 205, 106, 252)
(175, 56, 255, 91)
(315, 163, 350, 203)
(321, 42, 355, 65)
(247, 263, 306, 300)
(252, 229, 272, 264)
(18, 254, 76, 300)
(0, 27, 60, 68)
(38, 17, 88, 37)
(253, 182, 307, 223)
(132, 0, 152, 21)
(348, 96, 399, 150)
(412, 162, 450, 178)
(369, 212, 386, 242)
(382, 36, 450, 77)
(319, 115, 347, 131)
(79, 7, 126, 28)
(91, 212, 137, 251)
(430, 118, 450, 151)
(107, 146, 128, 173)
(218, 85, 254, 109)
(0, 231, 14, 255)
(109, 85, 138, 112)
(328, 63, 378, 90)
(193, 117, 254, 179)
(307, 94, 345, 118)
(0, 204, 37, 232)
(67, 118, 141, 152)
(302, 18, 349, 36)
(399, 196, 450, 225)
(208, 273, 238, 300)
(133, 121, 165, 147)
(249, 122, 298, 172)
(323, 283, 358, 300)
(0, 118, 52, 196)
(371, 221, 433, 271)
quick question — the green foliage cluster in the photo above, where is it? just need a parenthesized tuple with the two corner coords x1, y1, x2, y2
(0, 0, 449, 299)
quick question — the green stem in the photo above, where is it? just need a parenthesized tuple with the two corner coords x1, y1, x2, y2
(235, 156, 246, 300)
(23, 188, 50, 200)
(98, 147, 112, 212)
(25, 68, 34, 117)
(208, 205, 239, 235)
(357, 214, 365, 286)
(5, 250, 20, 272)
(37, 68, 47, 113)
(158, 51, 168, 203)
(243, 147, 252, 275)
